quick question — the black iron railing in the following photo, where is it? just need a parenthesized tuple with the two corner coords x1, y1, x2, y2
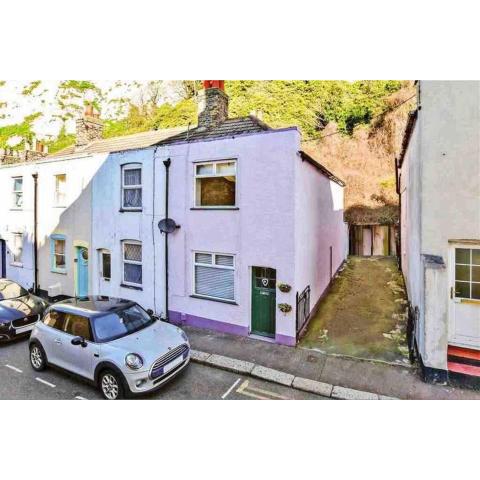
(296, 285, 311, 335)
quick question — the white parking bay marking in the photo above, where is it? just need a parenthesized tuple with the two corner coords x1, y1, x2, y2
(36, 377, 56, 388)
(5, 364, 23, 373)
(222, 378, 241, 399)
(75, 396, 87, 400)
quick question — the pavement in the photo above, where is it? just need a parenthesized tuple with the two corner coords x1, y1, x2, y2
(0, 338, 326, 400)
(183, 325, 480, 400)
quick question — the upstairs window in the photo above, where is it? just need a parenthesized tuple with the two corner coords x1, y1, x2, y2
(122, 164, 142, 210)
(12, 177, 23, 209)
(194, 252, 235, 301)
(11, 233, 23, 265)
(51, 235, 66, 273)
(122, 241, 142, 286)
(54, 174, 67, 207)
(194, 160, 236, 208)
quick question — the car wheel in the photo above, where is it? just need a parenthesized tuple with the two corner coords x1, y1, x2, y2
(30, 343, 46, 371)
(99, 370, 125, 400)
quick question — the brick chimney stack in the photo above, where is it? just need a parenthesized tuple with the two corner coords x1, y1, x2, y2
(76, 105, 104, 147)
(197, 80, 228, 130)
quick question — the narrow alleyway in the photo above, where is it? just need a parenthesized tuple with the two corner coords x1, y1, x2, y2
(300, 256, 409, 365)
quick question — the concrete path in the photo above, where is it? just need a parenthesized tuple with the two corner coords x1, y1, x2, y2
(184, 325, 480, 400)
(300, 256, 409, 365)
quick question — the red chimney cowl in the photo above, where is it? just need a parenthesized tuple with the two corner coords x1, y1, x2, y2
(203, 80, 225, 91)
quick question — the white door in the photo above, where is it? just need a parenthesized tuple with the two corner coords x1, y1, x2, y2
(449, 246, 480, 348)
(362, 227, 372, 256)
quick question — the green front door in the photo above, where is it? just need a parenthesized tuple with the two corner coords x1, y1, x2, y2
(251, 267, 276, 337)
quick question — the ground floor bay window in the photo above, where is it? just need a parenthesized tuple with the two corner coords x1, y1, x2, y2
(193, 252, 235, 302)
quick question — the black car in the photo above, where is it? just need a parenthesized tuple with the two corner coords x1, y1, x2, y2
(0, 279, 49, 343)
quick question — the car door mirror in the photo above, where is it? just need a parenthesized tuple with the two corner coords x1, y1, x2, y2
(71, 336, 87, 347)
(146, 309, 154, 316)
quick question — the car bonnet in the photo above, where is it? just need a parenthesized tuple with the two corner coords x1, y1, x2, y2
(105, 320, 187, 366)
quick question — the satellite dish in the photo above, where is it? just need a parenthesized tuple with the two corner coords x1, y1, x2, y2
(158, 218, 179, 234)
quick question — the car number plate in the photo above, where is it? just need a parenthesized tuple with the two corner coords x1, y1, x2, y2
(163, 355, 184, 374)
(15, 324, 35, 334)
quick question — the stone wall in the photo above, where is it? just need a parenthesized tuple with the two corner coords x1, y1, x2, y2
(75, 115, 104, 146)
(197, 88, 229, 129)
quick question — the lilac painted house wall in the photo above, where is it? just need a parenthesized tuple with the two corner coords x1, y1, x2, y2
(150, 90, 346, 346)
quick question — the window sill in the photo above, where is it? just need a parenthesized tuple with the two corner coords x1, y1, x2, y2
(51, 269, 67, 275)
(10, 208, 23, 211)
(119, 208, 143, 213)
(190, 207, 239, 211)
(10, 262, 23, 268)
(120, 283, 143, 291)
(190, 294, 238, 305)
(53, 205, 66, 208)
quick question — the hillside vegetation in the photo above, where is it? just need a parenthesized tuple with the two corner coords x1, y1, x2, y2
(0, 80, 415, 223)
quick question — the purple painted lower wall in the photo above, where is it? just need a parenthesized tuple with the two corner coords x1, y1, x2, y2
(169, 310, 249, 337)
(169, 310, 296, 347)
(275, 333, 297, 347)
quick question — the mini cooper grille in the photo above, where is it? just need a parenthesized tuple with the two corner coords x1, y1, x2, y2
(150, 343, 189, 379)
(12, 314, 39, 329)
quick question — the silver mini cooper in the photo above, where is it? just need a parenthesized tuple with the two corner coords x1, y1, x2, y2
(29, 296, 190, 399)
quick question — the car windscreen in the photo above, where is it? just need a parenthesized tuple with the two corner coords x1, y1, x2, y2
(91, 305, 154, 342)
(0, 279, 28, 301)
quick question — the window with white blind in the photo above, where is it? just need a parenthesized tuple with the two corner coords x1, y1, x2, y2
(12, 177, 23, 209)
(193, 252, 235, 301)
(122, 164, 142, 210)
(122, 241, 142, 286)
(54, 174, 67, 206)
(11, 233, 23, 265)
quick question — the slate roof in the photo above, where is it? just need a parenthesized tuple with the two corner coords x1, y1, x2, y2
(48, 127, 188, 158)
(155, 116, 271, 145)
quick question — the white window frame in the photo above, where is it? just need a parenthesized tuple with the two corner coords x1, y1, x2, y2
(51, 235, 67, 274)
(193, 251, 235, 302)
(122, 240, 142, 287)
(10, 232, 23, 266)
(121, 164, 143, 210)
(12, 176, 23, 210)
(98, 248, 111, 281)
(54, 173, 67, 207)
(193, 160, 237, 208)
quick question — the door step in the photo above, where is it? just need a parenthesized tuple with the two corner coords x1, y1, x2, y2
(448, 345, 480, 376)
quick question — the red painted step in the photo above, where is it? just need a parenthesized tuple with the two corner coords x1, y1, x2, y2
(448, 345, 480, 362)
(448, 361, 480, 377)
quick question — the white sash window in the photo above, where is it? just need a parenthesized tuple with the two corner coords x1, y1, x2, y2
(122, 241, 142, 286)
(122, 164, 142, 210)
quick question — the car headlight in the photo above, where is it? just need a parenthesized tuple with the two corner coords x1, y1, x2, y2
(179, 329, 188, 342)
(125, 353, 144, 370)
(0, 322, 9, 330)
